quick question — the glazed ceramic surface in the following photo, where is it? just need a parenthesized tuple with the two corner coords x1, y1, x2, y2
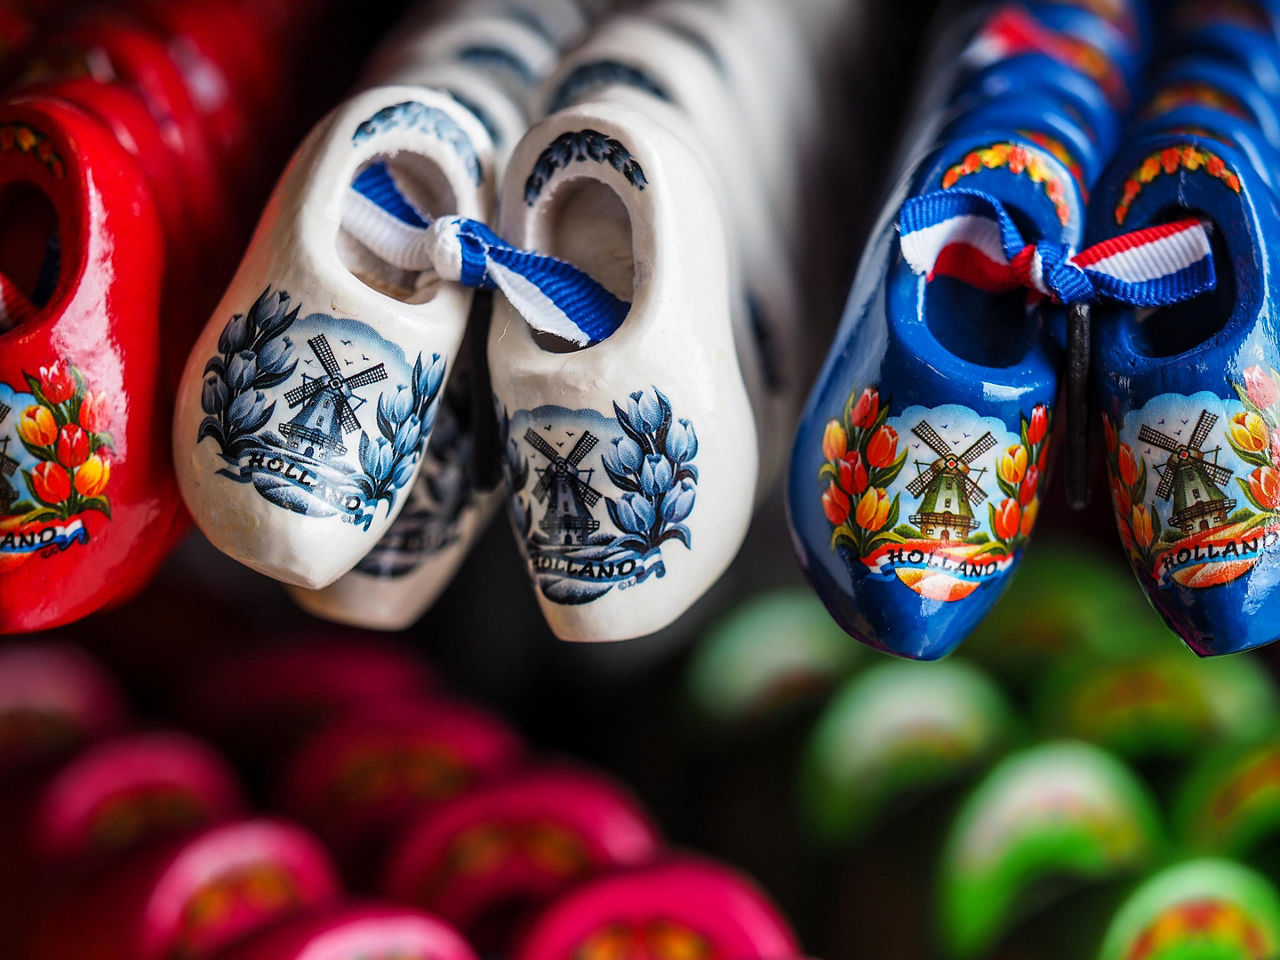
(489, 100, 757, 642)
(789, 133, 1079, 660)
(218, 906, 478, 960)
(539, 16, 805, 498)
(383, 765, 662, 950)
(173, 85, 495, 589)
(1090, 133, 1280, 655)
(513, 857, 800, 960)
(0, 97, 182, 633)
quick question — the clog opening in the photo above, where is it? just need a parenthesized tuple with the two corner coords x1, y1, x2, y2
(1124, 206, 1233, 358)
(339, 154, 458, 305)
(531, 175, 634, 353)
(0, 181, 59, 332)
(923, 204, 1038, 368)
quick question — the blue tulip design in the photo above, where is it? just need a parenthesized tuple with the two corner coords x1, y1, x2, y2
(202, 374, 227, 414)
(228, 390, 270, 433)
(662, 479, 695, 525)
(227, 352, 258, 392)
(218, 312, 251, 355)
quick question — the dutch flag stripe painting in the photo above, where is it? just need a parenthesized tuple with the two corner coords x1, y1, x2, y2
(899, 188, 1216, 308)
(341, 162, 629, 346)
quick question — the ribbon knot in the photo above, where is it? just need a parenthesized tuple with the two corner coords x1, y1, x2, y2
(898, 188, 1216, 307)
(343, 161, 629, 346)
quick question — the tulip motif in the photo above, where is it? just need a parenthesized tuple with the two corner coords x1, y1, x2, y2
(993, 499, 1021, 540)
(601, 387, 700, 554)
(73, 453, 111, 498)
(1027, 404, 1048, 446)
(1243, 366, 1280, 411)
(31, 462, 70, 505)
(37, 359, 74, 405)
(1229, 412, 1269, 454)
(7, 358, 115, 523)
(837, 452, 868, 497)
(1019, 498, 1039, 538)
(1118, 444, 1142, 487)
(1132, 504, 1155, 549)
(56, 425, 89, 468)
(822, 482, 850, 525)
(855, 487, 892, 531)
(822, 420, 847, 461)
(1019, 466, 1039, 507)
(866, 425, 899, 469)
(18, 405, 56, 446)
(998, 445, 1027, 485)
(850, 388, 879, 430)
(1247, 465, 1280, 511)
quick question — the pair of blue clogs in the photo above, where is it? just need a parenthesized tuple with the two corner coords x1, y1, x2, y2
(790, 0, 1280, 660)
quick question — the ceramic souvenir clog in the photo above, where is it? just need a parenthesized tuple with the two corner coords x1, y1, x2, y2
(366, 14, 559, 118)
(0, 644, 126, 780)
(489, 100, 758, 642)
(802, 660, 1016, 848)
(217, 906, 478, 960)
(788, 133, 1081, 660)
(0, 96, 183, 633)
(172, 85, 495, 589)
(1168, 17, 1280, 104)
(938, 742, 1163, 960)
(276, 698, 523, 878)
(1089, 133, 1280, 655)
(1096, 860, 1280, 960)
(539, 16, 804, 500)
(1138, 59, 1280, 151)
(288, 326, 503, 630)
(453, 0, 591, 52)
(1173, 727, 1280, 856)
(29, 819, 340, 960)
(29, 731, 244, 875)
(1127, 103, 1280, 195)
(686, 588, 862, 726)
(513, 857, 801, 960)
(383, 764, 662, 952)
(1035, 647, 1277, 760)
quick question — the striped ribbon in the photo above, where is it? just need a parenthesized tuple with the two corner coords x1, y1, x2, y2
(343, 162, 629, 346)
(898, 188, 1216, 307)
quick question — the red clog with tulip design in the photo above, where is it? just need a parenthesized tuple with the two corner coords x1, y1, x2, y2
(0, 97, 180, 632)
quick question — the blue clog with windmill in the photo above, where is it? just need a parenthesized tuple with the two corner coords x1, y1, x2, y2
(1090, 131, 1280, 655)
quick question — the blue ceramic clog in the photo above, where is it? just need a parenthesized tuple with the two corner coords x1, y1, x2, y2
(1127, 102, 1280, 194)
(1138, 58, 1280, 151)
(951, 53, 1121, 157)
(788, 133, 1081, 660)
(1089, 133, 1280, 655)
(1167, 19, 1280, 104)
(941, 90, 1105, 189)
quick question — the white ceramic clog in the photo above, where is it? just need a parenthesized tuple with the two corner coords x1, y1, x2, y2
(538, 15, 806, 498)
(172, 85, 496, 589)
(489, 101, 758, 642)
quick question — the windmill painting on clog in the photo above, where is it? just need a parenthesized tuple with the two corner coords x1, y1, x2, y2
(172, 86, 495, 589)
(1090, 134, 1280, 655)
(490, 101, 757, 641)
(0, 97, 181, 633)
(789, 132, 1215, 660)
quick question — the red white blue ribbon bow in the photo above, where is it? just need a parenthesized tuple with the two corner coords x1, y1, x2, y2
(898, 189, 1216, 307)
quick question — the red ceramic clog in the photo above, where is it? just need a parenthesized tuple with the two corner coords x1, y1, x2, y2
(0, 96, 182, 632)
(514, 857, 801, 960)
(218, 905, 478, 960)
(383, 764, 662, 953)
(0, 642, 125, 779)
(28, 818, 341, 960)
(277, 698, 523, 880)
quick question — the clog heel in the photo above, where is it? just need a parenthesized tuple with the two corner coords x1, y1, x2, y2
(0, 96, 178, 632)
(489, 100, 758, 642)
(1090, 133, 1280, 655)
(172, 86, 495, 589)
(788, 133, 1085, 660)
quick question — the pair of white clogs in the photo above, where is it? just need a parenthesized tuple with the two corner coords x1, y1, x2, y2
(174, 0, 800, 641)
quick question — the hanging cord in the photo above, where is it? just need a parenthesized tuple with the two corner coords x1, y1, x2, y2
(343, 161, 629, 346)
(899, 187, 1217, 509)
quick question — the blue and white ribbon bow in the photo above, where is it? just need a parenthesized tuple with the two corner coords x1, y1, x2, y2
(898, 188, 1216, 306)
(343, 162, 629, 346)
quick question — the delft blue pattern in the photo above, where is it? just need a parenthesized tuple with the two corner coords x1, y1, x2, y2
(352, 101, 483, 187)
(456, 45, 538, 87)
(198, 287, 443, 529)
(524, 129, 647, 204)
(502, 387, 697, 605)
(547, 60, 672, 113)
